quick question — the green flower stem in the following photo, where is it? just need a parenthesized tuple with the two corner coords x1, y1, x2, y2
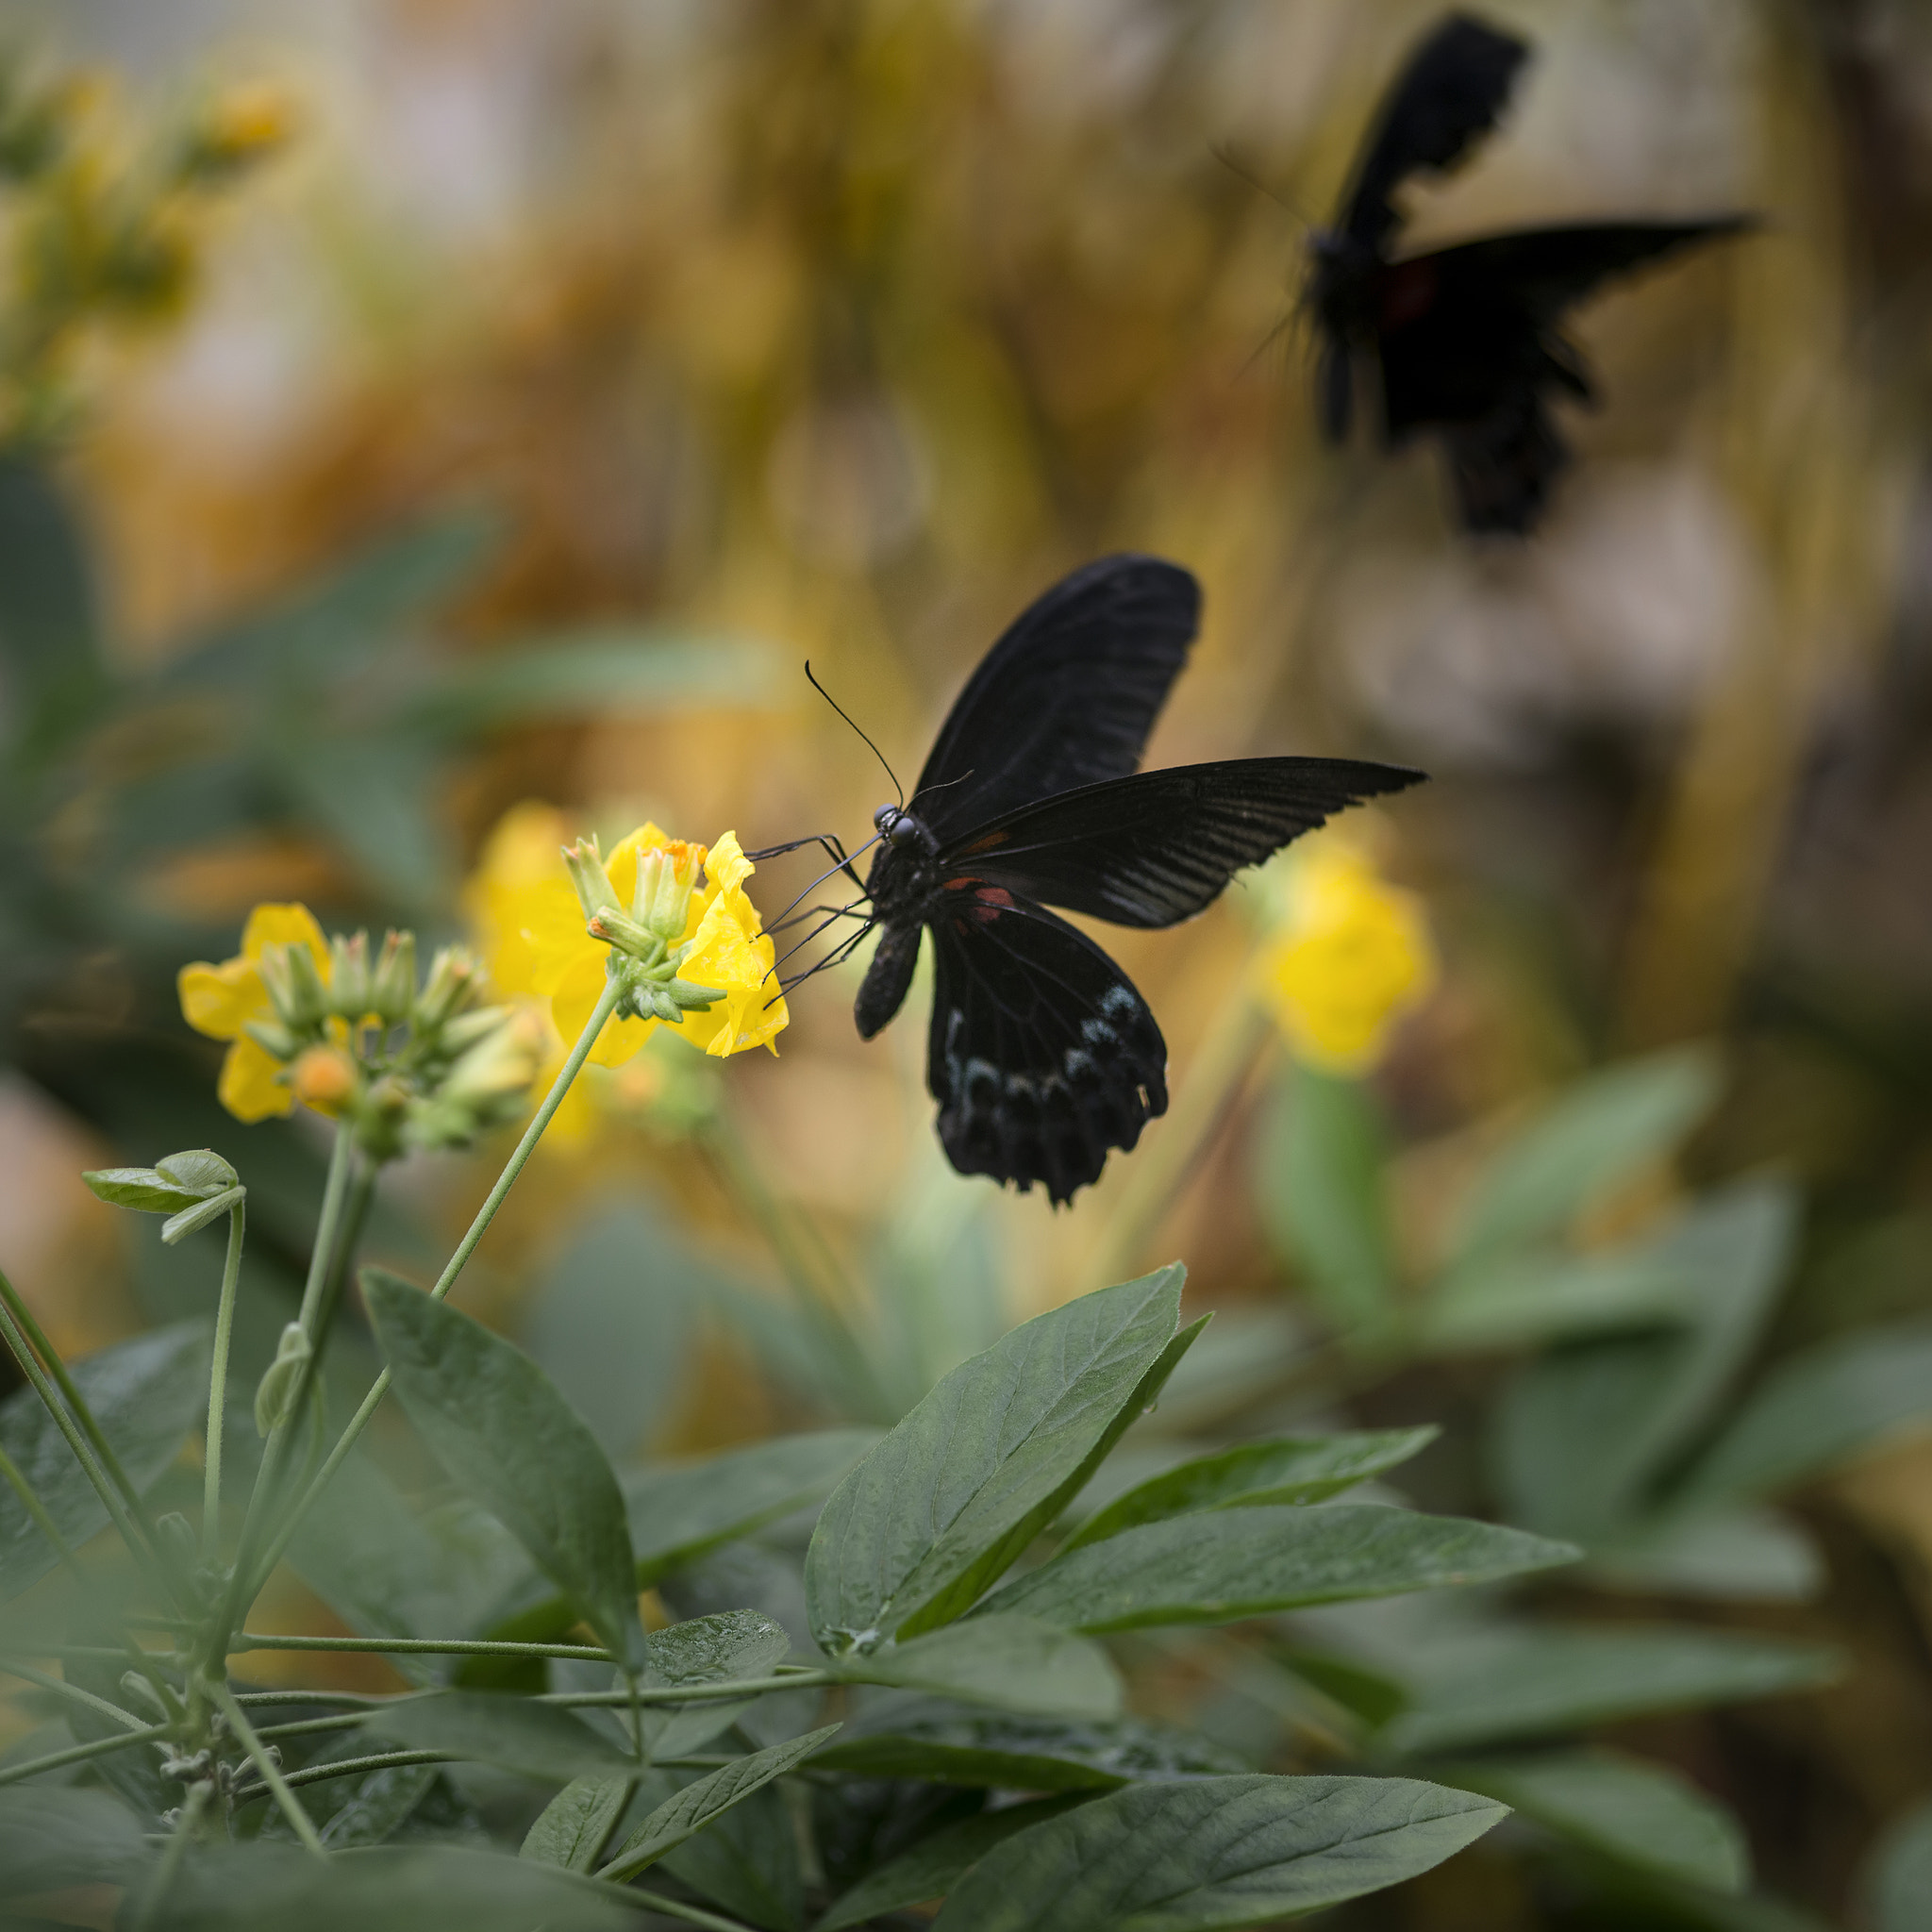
(129, 1775, 212, 1932)
(621, 1889, 763, 1932)
(227, 1631, 617, 1659)
(201, 1195, 245, 1564)
(230, 1747, 452, 1805)
(207, 1677, 325, 1861)
(253, 976, 625, 1591)
(0, 1441, 88, 1589)
(0, 1267, 156, 1536)
(0, 1720, 171, 1790)
(0, 1657, 150, 1732)
(0, 1283, 165, 1590)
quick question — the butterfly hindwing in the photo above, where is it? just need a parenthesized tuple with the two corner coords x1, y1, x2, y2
(1338, 11, 1528, 248)
(910, 555, 1200, 845)
(926, 885, 1167, 1207)
(942, 758, 1425, 928)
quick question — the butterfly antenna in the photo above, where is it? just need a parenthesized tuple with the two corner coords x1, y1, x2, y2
(805, 661, 903, 808)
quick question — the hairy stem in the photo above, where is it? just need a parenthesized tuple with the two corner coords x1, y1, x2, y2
(201, 1198, 246, 1565)
(0, 1721, 171, 1790)
(208, 1678, 326, 1861)
(130, 1776, 212, 1932)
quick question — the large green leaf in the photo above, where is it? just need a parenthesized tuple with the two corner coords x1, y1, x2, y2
(839, 1615, 1122, 1720)
(1384, 1625, 1841, 1754)
(0, 1320, 209, 1599)
(145, 1842, 635, 1932)
(978, 1506, 1576, 1633)
(649, 1778, 804, 1931)
(1446, 1048, 1721, 1269)
(1440, 1750, 1748, 1893)
(816, 1796, 1090, 1931)
(636, 1607, 792, 1759)
(256, 1734, 439, 1851)
(1063, 1429, 1438, 1551)
(805, 1268, 1194, 1652)
(1583, 1507, 1823, 1602)
(1677, 1321, 1932, 1504)
(520, 1775, 634, 1873)
(1420, 1247, 1698, 1354)
(287, 1449, 538, 1683)
(810, 1712, 1250, 1789)
(629, 1430, 882, 1585)
(0, 1787, 149, 1892)
(929, 1774, 1507, 1931)
(366, 1692, 636, 1784)
(1491, 1179, 1794, 1538)
(599, 1725, 840, 1881)
(1256, 1068, 1396, 1331)
(365, 1277, 645, 1670)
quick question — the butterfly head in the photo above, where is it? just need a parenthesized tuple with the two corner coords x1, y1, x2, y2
(874, 804, 936, 855)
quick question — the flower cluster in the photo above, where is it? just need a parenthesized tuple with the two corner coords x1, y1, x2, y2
(467, 803, 787, 1070)
(1254, 839, 1438, 1074)
(178, 905, 543, 1159)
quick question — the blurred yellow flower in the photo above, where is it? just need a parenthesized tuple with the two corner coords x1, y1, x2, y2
(466, 804, 788, 1066)
(178, 903, 330, 1122)
(187, 81, 297, 173)
(1254, 842, 1437, 1074)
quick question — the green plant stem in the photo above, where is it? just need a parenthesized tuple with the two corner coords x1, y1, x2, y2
(0, 1441, 89, 1589)
(130, 1775, 212, 1932)
(1084, 998, 1275, 1291)
(623, 1890, 763, 1932)
(201, 1197, 245, 1564)
(207, 1677, 326, 1861)
(230, 1747, 451, 1804)
(255, 977, 626, 1585)
(0, 1277, 164, 1587)
(0, 1721, 171, 1790)
(0, 1267, 155, 1534)
(226, 1631, 617, 1659)
(0, 1656, 150, 1731)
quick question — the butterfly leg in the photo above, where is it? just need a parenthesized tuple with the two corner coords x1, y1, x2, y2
(742, 832, 870, 897)
(771, 921, 876, 1005)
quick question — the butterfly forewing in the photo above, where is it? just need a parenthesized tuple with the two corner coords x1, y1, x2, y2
(942, 758, 1425, 929)
(910, 555, 1199, 844)
(927, 887, 1168, 1207)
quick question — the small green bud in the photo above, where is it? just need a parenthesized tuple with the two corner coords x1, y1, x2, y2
(259, 940, 327, 1029)
(328, 931, 371, 1019)
(438, 1005, 512, 1054)
(634, 845, 700, 944)
(416, 946, 482, 1031)
(370, 929, 415, 1025)
(662, 975, 724, 1012)
(254, 1324, 312, 1437)
(563, 836, 622, 922)
(242, 1016, 301, 1061)
(586, 907, 664, 963)
(153, 1511, 199, 1571)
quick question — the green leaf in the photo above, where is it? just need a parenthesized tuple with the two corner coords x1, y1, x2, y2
(639, 1607, 793, 1759)
(1868, 1795, 1932, 1932)
(650, 1777, 804, 1930)
(0, 1321, 209, 1600)
(287, 1449, 538, 1685)
(364, 1275, 645, 1670)
(81, 1166, 209, 1214)
(810, 1712, 1251, 1789)
(1062, 1429, 1438, 1551)
(978, 1506, 1577, 1633)
(1583, 1508, 1823, 1602)
(257, 1735, 438, 1850)
(1491, 1179, 1795, 1539)
(815, 1796, 1090, 1931)
(1421, 1247, 1698, 1354)
(365, 1691, 635, 1784)
(161, 1185, 245, 1246)
(629, 1429, 881, 1586)
(279, 733, 450, 906)
(520, 1774, 633, 1872)
(1256, 1068, 1396, 1331)
(806, 1268, 1194, 1652)
(598, 1725, 840, 1881)
(840, 1615, 1122, 1720)
(155, 1149, 240, 1194)
(405, 633, 778, 732)
(1439, 1750, 1749, 1893)
(1678, 1320, 1932, 1504)
(144, 1842, 636, 1932)
(1447, 1047, 1721, 1270)
(0, 1786, 149, 1891)
(928, 1774, 1507, 1931)
(1384, 1625, 1841, 1754)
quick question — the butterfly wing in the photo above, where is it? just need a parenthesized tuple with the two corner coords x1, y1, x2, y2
(925, 884, 1167, 1205)
(910, 556, 1200, 846)
(1336, 12, 1529, 249)
(939, 758, 1424, 929)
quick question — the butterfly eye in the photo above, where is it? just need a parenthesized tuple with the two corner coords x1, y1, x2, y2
(873, 804, 898, 833)
(887, 814, 923, 849)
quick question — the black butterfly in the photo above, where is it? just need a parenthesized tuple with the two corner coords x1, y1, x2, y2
(1307, 10, 1753, 534)
(754, 556, 1423, 1205)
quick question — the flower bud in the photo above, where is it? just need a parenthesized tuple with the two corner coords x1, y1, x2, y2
(416, 946, 482, 1031)
(563, 836, 622, 922)
(261, 939, 328, 1029)
(254, 1323, 311, 1436)
(662, 975, 724, 1012)
(242, 1016, 302, 1061)
(327, 931, 371, 1021)
(178, 80, 295, 182)
(634, 843, 701, 944)
(289, 1045, 357, 1117)
(370, 929, 415, 1025)
(438, 1005, 513, 1054)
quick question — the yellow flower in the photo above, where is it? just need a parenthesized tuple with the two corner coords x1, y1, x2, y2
(466, 805, 788, 1065)
(178, 904, 330, 1121)
(1254, 841, 1437, 1074)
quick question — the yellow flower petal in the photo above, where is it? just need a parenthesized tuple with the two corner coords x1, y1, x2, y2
(217, 1036, 293, 1122)
(177, 957, 262, 1042)
(241, 903, 329, 975)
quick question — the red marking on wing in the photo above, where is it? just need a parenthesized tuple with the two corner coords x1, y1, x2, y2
(945, 879, 1017, 926)
(1378, 258, 1440, 331)
(957, 828, 1010, 855)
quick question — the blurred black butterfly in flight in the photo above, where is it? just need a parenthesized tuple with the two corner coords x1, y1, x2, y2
(1306, 10, 1754, 534)
(750, 556, 1423, 1205)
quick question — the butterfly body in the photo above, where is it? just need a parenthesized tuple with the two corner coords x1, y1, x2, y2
(787, 555, 1422, 1205)
(1308, 11, 1752, 532)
